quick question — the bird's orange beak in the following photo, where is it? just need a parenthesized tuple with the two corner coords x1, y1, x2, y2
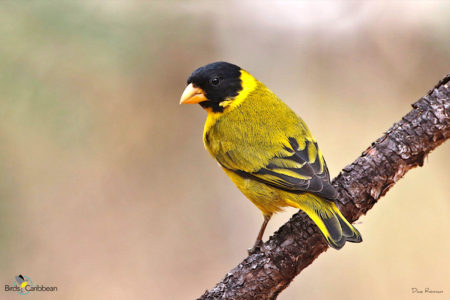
(180, 83, 207, 104)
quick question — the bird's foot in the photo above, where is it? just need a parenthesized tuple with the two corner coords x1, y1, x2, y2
(247, 240, 264, 255)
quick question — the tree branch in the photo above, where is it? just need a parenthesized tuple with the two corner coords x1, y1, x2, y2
(199, 74, 450, 300)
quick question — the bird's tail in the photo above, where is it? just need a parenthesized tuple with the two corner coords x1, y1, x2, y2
(286, 194, 362, 249)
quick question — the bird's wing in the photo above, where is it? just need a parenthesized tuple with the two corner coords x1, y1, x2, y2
(221, 136, 338, 200)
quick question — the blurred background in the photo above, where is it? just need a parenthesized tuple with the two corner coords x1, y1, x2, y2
(0, 1, 449, 299)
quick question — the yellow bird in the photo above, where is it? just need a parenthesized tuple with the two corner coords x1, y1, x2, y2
(180, 62, 362, 252)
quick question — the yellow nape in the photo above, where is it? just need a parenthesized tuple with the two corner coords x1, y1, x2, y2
(217, 70, 258, 110)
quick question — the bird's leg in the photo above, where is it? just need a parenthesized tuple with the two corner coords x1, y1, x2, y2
(248, 214, 272, 255)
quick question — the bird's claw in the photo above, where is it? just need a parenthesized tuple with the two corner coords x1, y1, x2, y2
(247, 240, 264, 255)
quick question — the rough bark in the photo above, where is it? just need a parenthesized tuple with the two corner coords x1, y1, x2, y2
(199, 74, 450, 300)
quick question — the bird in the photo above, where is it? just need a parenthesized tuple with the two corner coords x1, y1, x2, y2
(180, 61, 362, 253)
(15, 275, 28, 289)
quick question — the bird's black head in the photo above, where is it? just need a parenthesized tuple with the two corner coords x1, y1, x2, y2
(180, 62, 243, 112)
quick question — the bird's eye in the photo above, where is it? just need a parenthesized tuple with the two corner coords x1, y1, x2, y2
(210, 77, 221, 86)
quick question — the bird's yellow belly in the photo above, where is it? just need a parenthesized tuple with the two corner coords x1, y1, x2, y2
(223, 168, 288, 216)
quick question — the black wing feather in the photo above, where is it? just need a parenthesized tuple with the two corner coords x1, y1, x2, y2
(228, 137, 338, 200)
